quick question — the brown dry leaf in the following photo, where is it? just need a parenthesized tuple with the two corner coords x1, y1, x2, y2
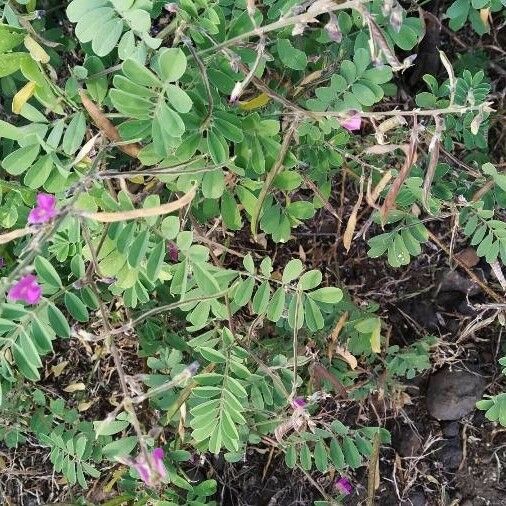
(78, 400, 94, 412)
(454, 248, 479, 268)
(50, 360, 69, 378)
(311, 362, 347, 397)
(422, 115, 442, 211)
(364, 143, 407, 156)
(365, 13, 403, 70)
(367, 170, 392, 208)
(73, 133, 100, 167)
(79, 90, 140, 158)
(490, 261, 506, 292)
(0, 227, 32, 245)
(81, 187, 196, 223)
(178, 403, 187, 441)
(380, 130, 418, 223)
(335, 345, 358, 369)
(343, 174, 364, 252)
(328, 311, 348, 360)
(375, 116, 407, 144)
(63, 382, 86, 393)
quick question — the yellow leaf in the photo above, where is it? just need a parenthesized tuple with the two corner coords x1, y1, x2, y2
(342, 175, 364, 252)
(24, 35, 50, 64)
(128, 175, 145, 184)
(239, 93, 270, 111)
(63, 382, 86, 393)
(78, 400, 94, 412)
(335, 345, 358, 369)
(480, 8, 490, 28)
(12, 81, 36, 114)
(370, 319, 381, 353)
(50, 360, 69, 378)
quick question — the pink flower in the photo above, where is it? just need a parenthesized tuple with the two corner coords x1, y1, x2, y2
(335, 476, 353, 495)
(130, 448, 167, 487)
(28, 193, 57, 224)
(291, 397, 306, 409)
(340, 114, 362, 132)
(8, 274, 42, 305)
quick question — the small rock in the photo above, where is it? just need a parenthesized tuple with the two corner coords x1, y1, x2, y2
(426, 368, 485, 421)
(439, 270, 480, 296)
(404, 491, 427, 506)
(439, 440, 463, 470)
(441, 421, 460, 438)
(399, 299, 439, 332)
(394, 425, 422, 457)
(454, 248, 479, 268)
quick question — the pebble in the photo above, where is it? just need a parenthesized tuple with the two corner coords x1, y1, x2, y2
(426, 368, 485, 421)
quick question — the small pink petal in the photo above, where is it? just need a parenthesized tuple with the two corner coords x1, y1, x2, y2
(151, 448, 167, 478)
(36, 193, 56, 210)
(28, 193, 57, 224)
(335, 477, 353, 495)
(133, 461, 151, 484)
(291, 397, 306, 409)
(341, 114, 362, 132)
(8, 275, 42, 305)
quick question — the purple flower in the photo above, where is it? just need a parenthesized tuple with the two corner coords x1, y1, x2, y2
(291, 397, 306, 409)
(8, 274, 42, 305)
(340, 114, 362, 132)
(167, 241, 179, 262)
(0, 257, 4, 269)
(335, 477, 353, 495)
(131, 448, 167, 487)
(28, 193, 57, 224)
(325, 13, 342, 42)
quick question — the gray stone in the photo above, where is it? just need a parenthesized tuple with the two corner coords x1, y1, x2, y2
(440, 440, 463, 470)
(427, 368, 485, 421)
(441, 421, 460, 438)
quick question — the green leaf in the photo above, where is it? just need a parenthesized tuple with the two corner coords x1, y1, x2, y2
(47, 303, 70, 338)
(94, 418, 129, 436)
(252, 281, 271, 314)
(308, 287, 343, 304)
(285, 445, 297, 468)
(329, 438, 345, 469)
(35, 256, 62, 288)
(158, 48, 187, 82)
(2, 144, 40, 175)
(63, 112, 86, 155)
(314, 441, 328, 472)
(342, 436, 361, 468)
(64, 292, 89, 322)
(299, 442, 312, 470)
(128, 230, 149, 267)
(12, 341, 40, 381)
(276, 39, 307, 71)
(193, 262, 220, 295)
(146, 241, 165, 279)
(298, 270, 322, 291)
(0, 53, 31, 78)
(267, 287, 285, 322)
(102, 436, 138, 458)
(282, 259, 303, 283)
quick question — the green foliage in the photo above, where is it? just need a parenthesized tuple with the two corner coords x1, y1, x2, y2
(0, 0, 502, 503)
